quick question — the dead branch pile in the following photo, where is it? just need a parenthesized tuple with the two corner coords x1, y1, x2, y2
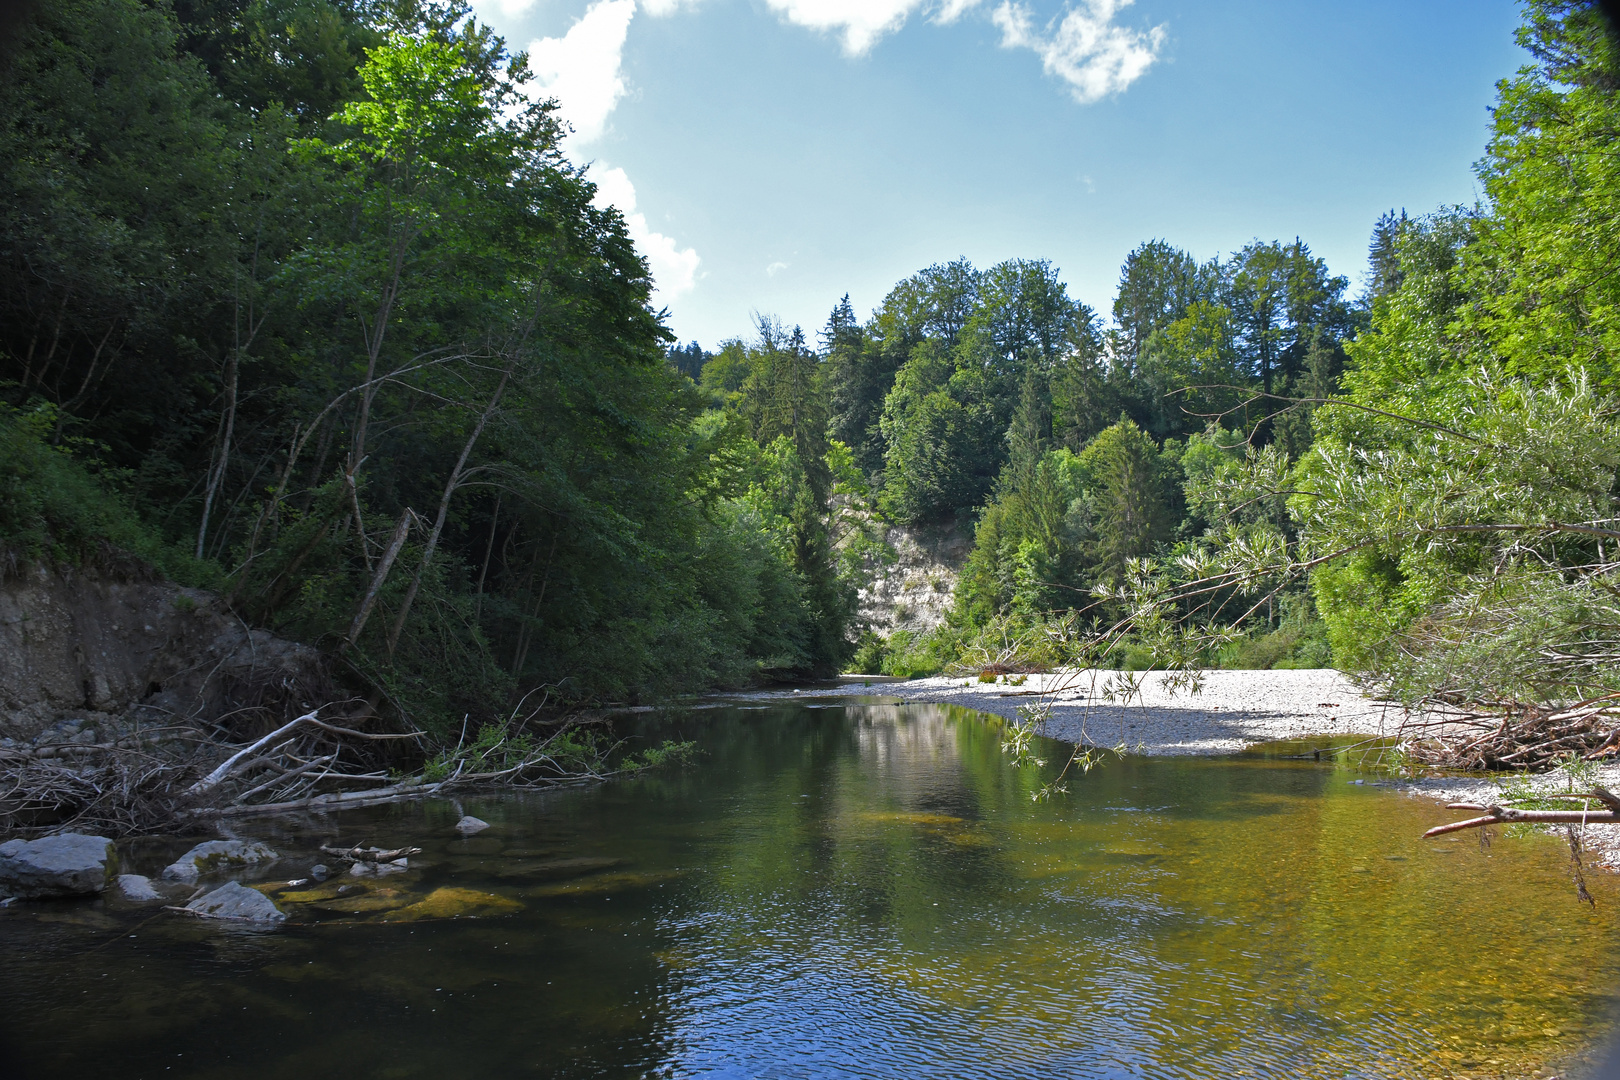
(0, 701, 620, 837)
(1399, 694, 1620, 770)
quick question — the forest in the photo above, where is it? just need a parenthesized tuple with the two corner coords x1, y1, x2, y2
(3, 0, 1619, 746)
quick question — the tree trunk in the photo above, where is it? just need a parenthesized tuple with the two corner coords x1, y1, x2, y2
(385, 363, 512, 657)
(347, 509, 415, 646)
(197, 345, 241, 559)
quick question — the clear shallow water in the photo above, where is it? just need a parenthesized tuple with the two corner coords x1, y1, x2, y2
(3, 701, 1620, 1079)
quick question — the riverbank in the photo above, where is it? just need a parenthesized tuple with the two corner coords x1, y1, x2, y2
(734, 668, 1405, 755)
(737, 670, 1620, 875)
(1404, 765, 1620, 871)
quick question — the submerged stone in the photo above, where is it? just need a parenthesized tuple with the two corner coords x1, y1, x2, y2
(349, 857, 409, 877)
(454, 815, 490, 836)
(377, 886, 523, 922)
(310, 888, 414, 914)
(523, 870, 680, 898)
(274, 880, 367, 905)
(185, 881, 286, 922)
(0, 834, 117, 898)
(490, 856, 620, 880)
(161, 840, 278, 884)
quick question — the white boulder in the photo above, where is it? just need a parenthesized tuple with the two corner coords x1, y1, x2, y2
(0, 834, 117, 898)
(161, 840, 278, 884)
(184, 881, 286, 922)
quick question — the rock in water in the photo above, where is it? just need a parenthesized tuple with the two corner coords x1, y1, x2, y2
(0, 834, 117, 898)
(455, 816, 490, 837)
(161, 840, 278, 884)
(378, 886, 523, 922)
(116, 874, 164, 902)
(184, 881, 286, 923)
(309, 863, 329, 882)
(349, 857, 409, 877)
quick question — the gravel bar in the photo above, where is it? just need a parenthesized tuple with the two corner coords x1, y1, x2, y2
(739, 668, 1406, 755)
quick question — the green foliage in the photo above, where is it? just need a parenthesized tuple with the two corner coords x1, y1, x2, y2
(1216, 593, 1331, 670)
(16, 0, 1602, 743)
(1180, 19, 1620, 706)
(618, 738, 698, 772)
(1293, 370, 1620, 702)
(951, 417, 1188, 635)
(1467, 0, 1620, 386)
(1138, 301, 1245, 438)
(0, 0, 871, 735)
(0, 405, 219, 585)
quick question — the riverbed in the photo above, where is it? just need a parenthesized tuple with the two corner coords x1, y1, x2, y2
(1, 701, 1616, 1079)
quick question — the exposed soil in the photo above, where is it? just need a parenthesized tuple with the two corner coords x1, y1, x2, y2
(0, 561, 333, 747)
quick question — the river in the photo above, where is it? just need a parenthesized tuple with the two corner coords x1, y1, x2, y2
(1, 700, 1617, 1078)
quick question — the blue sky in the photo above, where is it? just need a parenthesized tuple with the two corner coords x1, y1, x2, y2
(466, 0, 1529, 349)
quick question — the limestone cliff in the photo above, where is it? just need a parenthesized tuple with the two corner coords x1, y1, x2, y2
(856, 520, 971, 637)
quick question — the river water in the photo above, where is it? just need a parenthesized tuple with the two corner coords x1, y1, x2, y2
(3, 701, 1619, 1079)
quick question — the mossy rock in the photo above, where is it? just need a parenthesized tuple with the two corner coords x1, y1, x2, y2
(310, 888, 413, 914)
(857, 811, 964, 827)
(272, 881, 370, 905)
(377, 887, 523, 922)
(524, 871, 680, 898)
(489, 856, 621, 880)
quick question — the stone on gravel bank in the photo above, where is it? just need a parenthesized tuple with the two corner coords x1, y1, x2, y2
(0, 834, 117, 898)
(161, 840, 278, 884)
(184, 881, 286, 922)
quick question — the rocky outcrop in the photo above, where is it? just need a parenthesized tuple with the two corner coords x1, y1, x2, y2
(857, 520, 971, 636)
(161, 840, 278, 884)
(0, 833, 116, 897)
(0, 562, 331, 744)
(185, 881, 286, 922)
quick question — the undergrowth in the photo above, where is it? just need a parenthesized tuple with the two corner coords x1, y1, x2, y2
(0, 403, 220, 586)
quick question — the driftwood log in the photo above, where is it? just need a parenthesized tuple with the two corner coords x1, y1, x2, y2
(1424, 787, 1620, 837)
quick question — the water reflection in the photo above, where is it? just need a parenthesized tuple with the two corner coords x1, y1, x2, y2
(0, 702, 1616, 1079)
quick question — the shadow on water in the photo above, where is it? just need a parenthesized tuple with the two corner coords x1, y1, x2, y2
(3, 701, 1620, 1079)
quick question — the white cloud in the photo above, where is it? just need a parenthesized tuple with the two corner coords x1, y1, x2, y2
(640, 0, 697, 13)
(993, 0, 1164, 104)
(762, 0, 979, 56)
(765, 261, 789, 277)
(933, 0, 979, 22)
(487, 0, 539, 17)
(591, 166, 701, 302)
(527, 0, 636, 144)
